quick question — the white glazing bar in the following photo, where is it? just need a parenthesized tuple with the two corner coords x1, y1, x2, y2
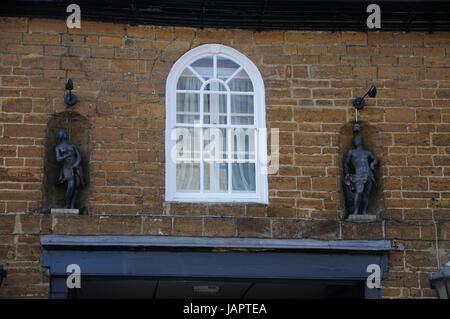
(227, 91, 231, 130)
(227, 127, 232, 194)
(213, 55, 217, 79)
(230, 113, 254, 116)
(177, 90, 254, 95)
(201, 158, 255, 164)
(254, 127, 259, 196)
(225, 66, 243, 84)
(175, 123, 256, 129)
(199, 91, 204, 193)
(176, 111, 201, 115)
(227, 87, 232, 194)
(230, 91, 254, 95)
(187, 65, 205, 83)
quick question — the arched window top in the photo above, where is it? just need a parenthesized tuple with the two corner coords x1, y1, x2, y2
(168, 45, 263, 99)
(165, 44, 268, 203)
(176, 56, 253, 92)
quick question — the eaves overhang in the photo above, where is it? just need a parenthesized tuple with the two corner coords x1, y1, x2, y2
(2, 0, 450, 32)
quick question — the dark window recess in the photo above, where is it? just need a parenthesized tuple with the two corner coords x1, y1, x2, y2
(64, 276, 366, 299)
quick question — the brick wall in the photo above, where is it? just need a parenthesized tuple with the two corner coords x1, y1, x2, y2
(0, 17, 449, 298)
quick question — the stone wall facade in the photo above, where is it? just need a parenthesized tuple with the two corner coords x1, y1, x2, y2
(0, 17, 449, 298)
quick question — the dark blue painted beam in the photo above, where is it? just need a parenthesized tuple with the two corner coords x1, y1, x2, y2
(41, 236, 390, 281)
(44, 250, 389, 280)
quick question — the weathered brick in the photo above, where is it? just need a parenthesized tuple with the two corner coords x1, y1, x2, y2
(385, 108, 416, 123)
(301, 220, 340, 240)
(237, 218, 271, 238)
(294, 108, 346, 123)
(312, 177, 337, 191)
(341, 221, 384, 240)
(204, 217, 236, 237)
(29, 18, 67, 33)
(254, 32, 284, 44)
(98, 216, 141, 234)
(310, 65, 352, 79)
(2, 76, 29, 87)
(142, 217, 172, 235)
(173, 217, 202, 236)
(269, 176, 297, 190)
(22, 55, 60, 69)
(0, 215, 16, 234)
(99, 36, 123, 47)
(432, 134, 450, 146)
(2, 98, 32, 113)
(402, 177, 429, 191)
(272, 219, 303, 238)
(4, 124, 45, 138)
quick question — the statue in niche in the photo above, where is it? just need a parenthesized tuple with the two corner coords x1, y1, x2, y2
(55, 128, 85, 209)
(343, 135, 379, 215)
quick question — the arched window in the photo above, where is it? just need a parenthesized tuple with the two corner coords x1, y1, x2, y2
(165, 44, 268, 203)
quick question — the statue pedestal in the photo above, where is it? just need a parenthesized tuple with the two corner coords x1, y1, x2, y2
(347, 214, 377, 222)
(51, 208, 79, 215)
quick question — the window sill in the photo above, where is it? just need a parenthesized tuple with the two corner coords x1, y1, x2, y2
(166, 194, 268, 204)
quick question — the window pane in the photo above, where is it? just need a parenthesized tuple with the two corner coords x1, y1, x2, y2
(232, 128, 255, 160)
(176, 163, 200, 191)
(231, 116, 253, 125)
(231, 95, 253, 113)
(204, 162, 228, 192)
(191, 57, 213, 80)
(177, 68, 202, 90)
(177, 114, 200, 123)
(177, 93, 199, 112)
(217, 56, 239, 81)
(204, 93, 227, 125)
(232, 163, 255, 191)
(174, 127, 200, 161)
(231, 95, 254, 125)
(228, 69, 253, 92)
(177, 92, 199, 124)
(203, 128, 227, 161)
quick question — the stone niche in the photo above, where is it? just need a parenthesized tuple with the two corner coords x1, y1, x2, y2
(43, 111, 90, 213)
(338, 121, 385, 220)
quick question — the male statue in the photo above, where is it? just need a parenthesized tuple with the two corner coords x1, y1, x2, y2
(343, 135, 379, 215)
(55, 129, 85, 209)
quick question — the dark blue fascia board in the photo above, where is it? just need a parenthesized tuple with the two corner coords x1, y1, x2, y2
(41, 235, 390, 281)
(43, 250, 389, 280)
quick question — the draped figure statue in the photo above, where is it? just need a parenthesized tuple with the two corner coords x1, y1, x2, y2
(55, 129, 85, 209)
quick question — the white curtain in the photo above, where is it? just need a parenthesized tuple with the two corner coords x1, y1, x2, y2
(231, 74, 255, 192)
(232, 131, 256, 192)
(177, 76, 200, 114)
(229, 71, 253, 92)
(176, 76, 200, 191)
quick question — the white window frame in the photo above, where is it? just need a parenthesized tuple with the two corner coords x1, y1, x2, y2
(165, 44, 268, 204)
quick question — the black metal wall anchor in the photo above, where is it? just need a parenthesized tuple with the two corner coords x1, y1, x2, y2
(64, 78, 78, 107)
(353, 84, 377, 110)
